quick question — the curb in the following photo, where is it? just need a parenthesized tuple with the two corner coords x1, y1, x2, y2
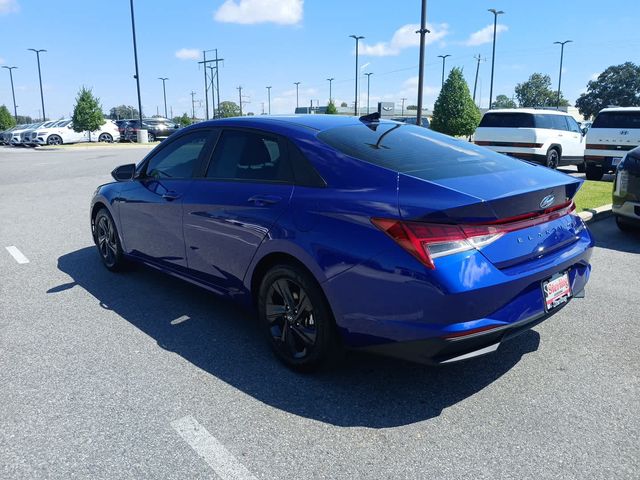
(578, 204, 612, 224)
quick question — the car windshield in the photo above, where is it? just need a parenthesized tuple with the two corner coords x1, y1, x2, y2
(317, 123, 527, 180)
(592, 111, 640, 129)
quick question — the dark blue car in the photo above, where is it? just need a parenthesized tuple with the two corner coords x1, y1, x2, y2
(91, 115, 594, 371)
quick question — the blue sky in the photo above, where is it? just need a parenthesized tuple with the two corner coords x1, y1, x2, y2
(1, 0, 639, 119)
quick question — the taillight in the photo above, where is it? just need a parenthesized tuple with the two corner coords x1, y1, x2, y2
(372, 201, 575, 269)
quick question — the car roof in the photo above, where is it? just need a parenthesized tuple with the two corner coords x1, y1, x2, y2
(597, 107, 640, 113)
(195, 114, 379, 132)
(485, 108, 570, 116)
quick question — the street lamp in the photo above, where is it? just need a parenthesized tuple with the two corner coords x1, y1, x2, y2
(158, 77, 168, 118)
(554, 40, 572, 109)
(416, 0, 430, 126)
(294, 82, 301, 110)
(2, 66, 18, 122)
(488, 8, 505, 110)
(266, 86, 272, 114)
(364, 72, 373, 114)
(349, 35, 365, 116)
(27, 48, 47, 120)
(437, 54, 451, 87)
(327, 77, 334, 103)
(129, 0, 144, 124)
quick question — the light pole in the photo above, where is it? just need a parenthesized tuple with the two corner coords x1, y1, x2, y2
(401, 97, 407, 116)
(327, 77, 334, 103)
(554, 40, 572, 109)
(349, 35, 364, 116)
(488, 8, 505, 110)
(266, 86, 272, 114)
(27, 48, 47, 120)
(364, 72, 373, 114)
(158, 77, 168, 118)
(2, 66, 18, 122)
(294, 81, 301, 110)
(416, 0, 429, 125)
(472, 54, 485, 105)
(237, 86, 243, 116)
(437, 54, 451, 87)
(128, 0, 143, 124)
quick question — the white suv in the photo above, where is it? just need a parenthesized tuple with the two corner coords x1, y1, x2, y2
(32, 119, 120, 146)
(584, 107, 640, 181)
(474, 109, 585, 170)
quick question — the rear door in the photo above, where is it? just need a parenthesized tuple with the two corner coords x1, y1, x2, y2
(117, 128, 215, 269)
(182, 128, 294, 291)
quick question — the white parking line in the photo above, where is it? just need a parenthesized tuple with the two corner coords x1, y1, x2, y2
(171, 415, 257, 480)
(5, 246, 29, 264)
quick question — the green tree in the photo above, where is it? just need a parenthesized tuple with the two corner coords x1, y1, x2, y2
(430, 67, 481, 136)
(515, 73, 568, 108)
(72, 87, 105, 141)
(16, 115, 34, 124)
(491, 94, 517, 109)
(340, 101, 348, 107)
(576, 62, 640, 119)
(0, 105, 16, 130)
(172, 113, 192, 127)
(218, 101, 241, 118)
(325, 101, 338, 114)
(109, 105, 139, 119)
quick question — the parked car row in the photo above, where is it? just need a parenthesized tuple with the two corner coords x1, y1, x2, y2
(473, 107, 640, 180)
(0, 119, 120, 146)
(116, 117, 180, 142)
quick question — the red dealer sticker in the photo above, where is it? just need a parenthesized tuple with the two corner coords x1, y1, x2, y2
(542, 271, 572, 312)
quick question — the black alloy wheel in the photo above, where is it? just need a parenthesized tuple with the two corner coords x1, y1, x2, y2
(94, 209, 124, 271)
(546, 148, 559, 169)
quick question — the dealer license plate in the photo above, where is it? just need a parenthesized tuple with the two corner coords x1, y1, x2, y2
(612, 157, 623, 166)
(542, 271, 572, 312)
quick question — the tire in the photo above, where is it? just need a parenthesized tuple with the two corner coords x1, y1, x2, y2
(147, 132, 156, 142)
(47, 135, 63, 146)
(93, 208, 125, 271)
(577, 162, 586, 173)
(615, 215, 639, 232)
(585, 163, 604, 181)
(545, 148, 560, 169)
(258, 264, 341, 372)
(98, 133, 113, 143)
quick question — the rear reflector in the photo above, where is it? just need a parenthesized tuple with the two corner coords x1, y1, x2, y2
(372, 201, 575, 269)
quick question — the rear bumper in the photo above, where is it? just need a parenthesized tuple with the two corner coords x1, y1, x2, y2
(612, 200, 640, 222)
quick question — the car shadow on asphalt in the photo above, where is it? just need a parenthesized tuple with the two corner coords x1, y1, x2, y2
(50, 247, 541, 429)
(588, 217, 640, 254)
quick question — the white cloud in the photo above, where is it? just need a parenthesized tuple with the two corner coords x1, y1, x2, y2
(0, 0, 19, 15)
(175, 48, 200, 60)
(360, 23, 449, 57)
(214, 0, 303, 25)
(464, 24, 507, 46)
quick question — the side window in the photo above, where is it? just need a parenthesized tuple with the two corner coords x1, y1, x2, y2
(565, 116, 581, 133)
(206, 130, 294, 183)
(550, 115, 568, 131)
(145, 130, 210, 179)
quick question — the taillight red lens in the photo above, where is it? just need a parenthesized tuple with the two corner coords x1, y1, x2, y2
(372, 201, 575, 269)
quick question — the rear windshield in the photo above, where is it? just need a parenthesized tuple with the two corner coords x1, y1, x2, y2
(317, 123, 527, 180)
(479, 113, 534, 128)
(592, 111, 640, 129)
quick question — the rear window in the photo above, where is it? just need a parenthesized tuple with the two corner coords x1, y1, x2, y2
(479, 113, 534, 128)
(317, 123, 528, 180)
(592, 111, 640, 129)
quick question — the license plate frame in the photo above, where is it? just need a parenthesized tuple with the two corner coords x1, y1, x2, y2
(612, 157, 623, 167)
(542, 271, 572, 312)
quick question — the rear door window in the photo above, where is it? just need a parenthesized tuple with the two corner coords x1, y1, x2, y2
(592, 111, 640, 129)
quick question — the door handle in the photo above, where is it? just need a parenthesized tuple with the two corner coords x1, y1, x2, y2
(162, 191, 181, 201)
(248, 194, 282, 206)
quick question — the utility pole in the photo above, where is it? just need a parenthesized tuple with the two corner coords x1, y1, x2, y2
(2, 66, 18, 122)
(208, 66, 216, 118)
(554, 40, 572, 109)
(198, 52, 224, 119)
(237, 86, 243, 116)
(202, 50, 209, 119)
(437, 54, 451, 87)
(128, 0, 143, 124)
(266, 86, 272, 114)
(349, 35, 365, 116)
(158, 77, 168, 118)
(364, 72, 373, 114)
(472, 54, 485, 105)
(190, 91, 196, 120)
(261, 102, 265, 115)
(327, 77, 334, 103)
(401, 97, 407, 116)
(416, 0, 429, 125)
(488, 8, 505, 110)
(294, 82, 301, 110)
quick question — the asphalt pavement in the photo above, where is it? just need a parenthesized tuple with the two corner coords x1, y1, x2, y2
(0, 145, 638, 479)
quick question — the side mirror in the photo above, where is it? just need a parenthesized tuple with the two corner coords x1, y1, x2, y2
(111, 163, 136, 182)
(581, 127, 588, 136)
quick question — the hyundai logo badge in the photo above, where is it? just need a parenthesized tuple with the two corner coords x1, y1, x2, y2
(540, 195, 555, 209)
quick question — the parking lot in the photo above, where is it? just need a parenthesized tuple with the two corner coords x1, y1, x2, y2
(0, 145, 638, 479)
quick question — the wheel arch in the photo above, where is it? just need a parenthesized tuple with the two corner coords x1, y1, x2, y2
(548, 143, 562, 156)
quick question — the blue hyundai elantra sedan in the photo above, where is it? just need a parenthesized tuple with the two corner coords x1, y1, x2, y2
(90, 114, 594, 371)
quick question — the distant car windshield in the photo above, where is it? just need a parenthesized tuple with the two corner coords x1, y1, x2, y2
(592, 111, 640, 129)
(317, 123, 527, 180)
